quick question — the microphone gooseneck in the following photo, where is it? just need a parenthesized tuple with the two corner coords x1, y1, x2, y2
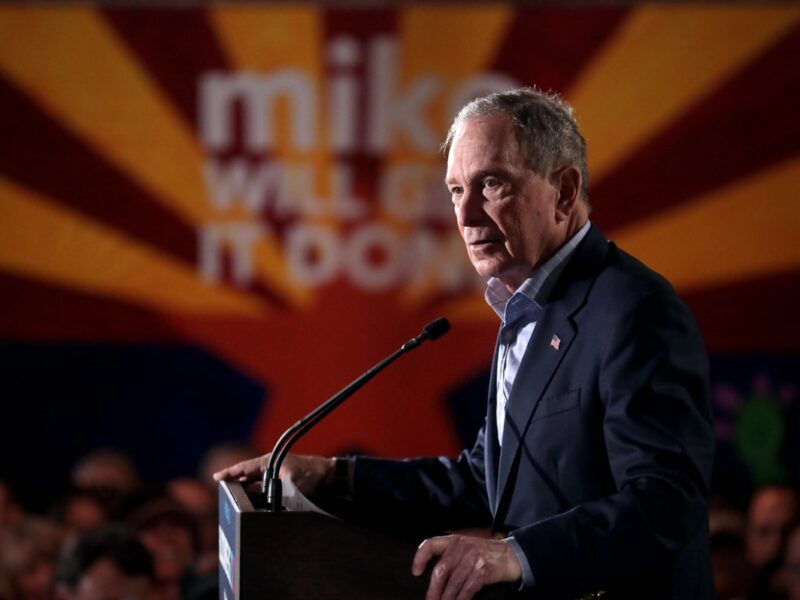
(262, 317, 451, 511)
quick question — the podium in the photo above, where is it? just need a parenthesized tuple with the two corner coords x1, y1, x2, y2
(218, 480, 511, 599)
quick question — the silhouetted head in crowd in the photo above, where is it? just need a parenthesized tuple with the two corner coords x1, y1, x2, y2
(125, 496, 197, 598)
(70, 450, 141, 499)
(166, 478, 216, 574)
(0, 517, 63, 600)
(0, 480, 25, 533)
(50, 489, 109, 548)
(165, 479, 214, 524)
(711, 531, 753, 599)
(55, 525, 153, 600)
(746, 484, 800, 569)
(709, 503, 752, 599)
(777, 523, 800, 600)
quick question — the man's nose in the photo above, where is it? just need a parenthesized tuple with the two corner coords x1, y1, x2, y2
(455, 189, 485, 227)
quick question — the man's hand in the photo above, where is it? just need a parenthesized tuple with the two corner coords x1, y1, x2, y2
(212, 454, 268, 482)
(412, 534, 522, 600)
(212, 453, 335, 497)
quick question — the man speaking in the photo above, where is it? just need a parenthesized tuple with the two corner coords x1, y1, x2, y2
(215, 88, 715, 599)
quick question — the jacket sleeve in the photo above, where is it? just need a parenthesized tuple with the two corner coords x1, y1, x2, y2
(348, 423, 493, 539)
(511, 288, 715, 594)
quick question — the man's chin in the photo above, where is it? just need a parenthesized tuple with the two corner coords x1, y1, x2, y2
(471, 261, 501, 280)
(475, 265, 513, 284)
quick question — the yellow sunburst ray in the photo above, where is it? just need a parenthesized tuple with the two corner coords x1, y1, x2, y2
(568, 5, 800, 183)
(209, 6, 322, 73)
(0, 6, 208, 225)
(611, 157, 800, 293)
(0, 176, 268, 316)
(396, 5, 515, 153)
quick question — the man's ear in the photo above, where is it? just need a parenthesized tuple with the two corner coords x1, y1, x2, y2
(553, 165, 582, 221)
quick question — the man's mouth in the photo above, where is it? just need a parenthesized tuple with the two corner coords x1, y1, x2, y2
(470, 238, 502, 247)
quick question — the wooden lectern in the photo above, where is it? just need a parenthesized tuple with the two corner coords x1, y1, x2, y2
(218, 480, 511, 599)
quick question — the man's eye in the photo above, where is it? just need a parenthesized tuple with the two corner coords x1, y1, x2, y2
(450, 186, 463, 196)
(484, 178, 500, 189)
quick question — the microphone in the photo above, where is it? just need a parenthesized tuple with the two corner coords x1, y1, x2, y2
(262, 317, 451, 511)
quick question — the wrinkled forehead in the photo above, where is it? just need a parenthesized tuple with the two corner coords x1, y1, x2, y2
(447, 114, 525, 171)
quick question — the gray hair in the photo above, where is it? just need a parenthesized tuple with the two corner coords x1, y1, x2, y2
(443, 87, 589, 200)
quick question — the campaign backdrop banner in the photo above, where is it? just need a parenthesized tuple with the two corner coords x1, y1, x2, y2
(0, 4, 798, 504)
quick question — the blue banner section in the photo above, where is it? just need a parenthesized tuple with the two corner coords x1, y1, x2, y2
(0, 343, 265, 510)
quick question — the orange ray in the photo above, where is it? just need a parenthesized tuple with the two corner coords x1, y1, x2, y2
(0, 176, 267, 316)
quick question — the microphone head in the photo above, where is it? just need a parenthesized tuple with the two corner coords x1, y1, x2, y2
(423, 317, 451, 341)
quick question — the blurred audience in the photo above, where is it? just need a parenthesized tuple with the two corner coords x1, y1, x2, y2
(71, 450, 141, 498)
(125, 497, 198, 600)
(10, 443, 799, 599)
(745, 485, 800, 570)
(50, 490, 109, 547)
(54, 525, 153, 600)
(0, 517, 63, 600)
(0, 482, 25, 535)
(710, 502, 752, 599)
(166, 478, 217, 576)
(69, 450, 144, 521)
(777, 523, 800, 599)
(0, 446, 237, 600)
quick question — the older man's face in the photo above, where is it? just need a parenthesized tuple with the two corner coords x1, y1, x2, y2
(446, 114, 565, 292)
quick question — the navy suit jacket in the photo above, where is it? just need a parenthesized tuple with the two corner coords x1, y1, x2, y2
(351, 225, 716, 599)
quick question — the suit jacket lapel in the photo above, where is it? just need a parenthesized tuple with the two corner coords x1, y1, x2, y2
(494, 303, 576, 507)
(485, 331, 501, 516)
(493, 225, 609, 516)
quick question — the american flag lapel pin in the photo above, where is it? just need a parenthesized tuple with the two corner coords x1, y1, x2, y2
(550, 334, 561, 350)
